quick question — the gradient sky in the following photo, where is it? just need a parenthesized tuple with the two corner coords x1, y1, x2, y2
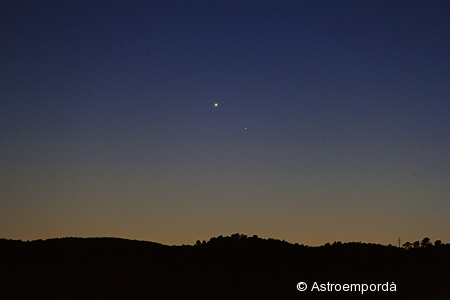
(1, 0, 449, 246)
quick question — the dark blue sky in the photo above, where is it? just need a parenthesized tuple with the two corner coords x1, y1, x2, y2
(1, 0, 449, 245)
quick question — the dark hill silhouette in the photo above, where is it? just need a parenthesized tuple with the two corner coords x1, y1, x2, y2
(1, 234, 449, 299)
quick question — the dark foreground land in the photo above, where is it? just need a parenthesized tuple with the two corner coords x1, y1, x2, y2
(1, 234, 449, 299)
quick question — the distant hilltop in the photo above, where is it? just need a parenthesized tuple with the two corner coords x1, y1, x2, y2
(1, 234, 449, 299)
(2, 233, 447, 249)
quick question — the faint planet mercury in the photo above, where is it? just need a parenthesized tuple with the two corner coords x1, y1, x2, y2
(214, 103, 218, 107)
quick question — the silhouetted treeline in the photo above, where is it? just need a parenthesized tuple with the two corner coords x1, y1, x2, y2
(401, 237, 445, 249)
(1, 234, 449, 299)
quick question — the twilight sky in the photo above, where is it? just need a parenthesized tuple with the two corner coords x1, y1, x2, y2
(1, 0, 449, 246)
